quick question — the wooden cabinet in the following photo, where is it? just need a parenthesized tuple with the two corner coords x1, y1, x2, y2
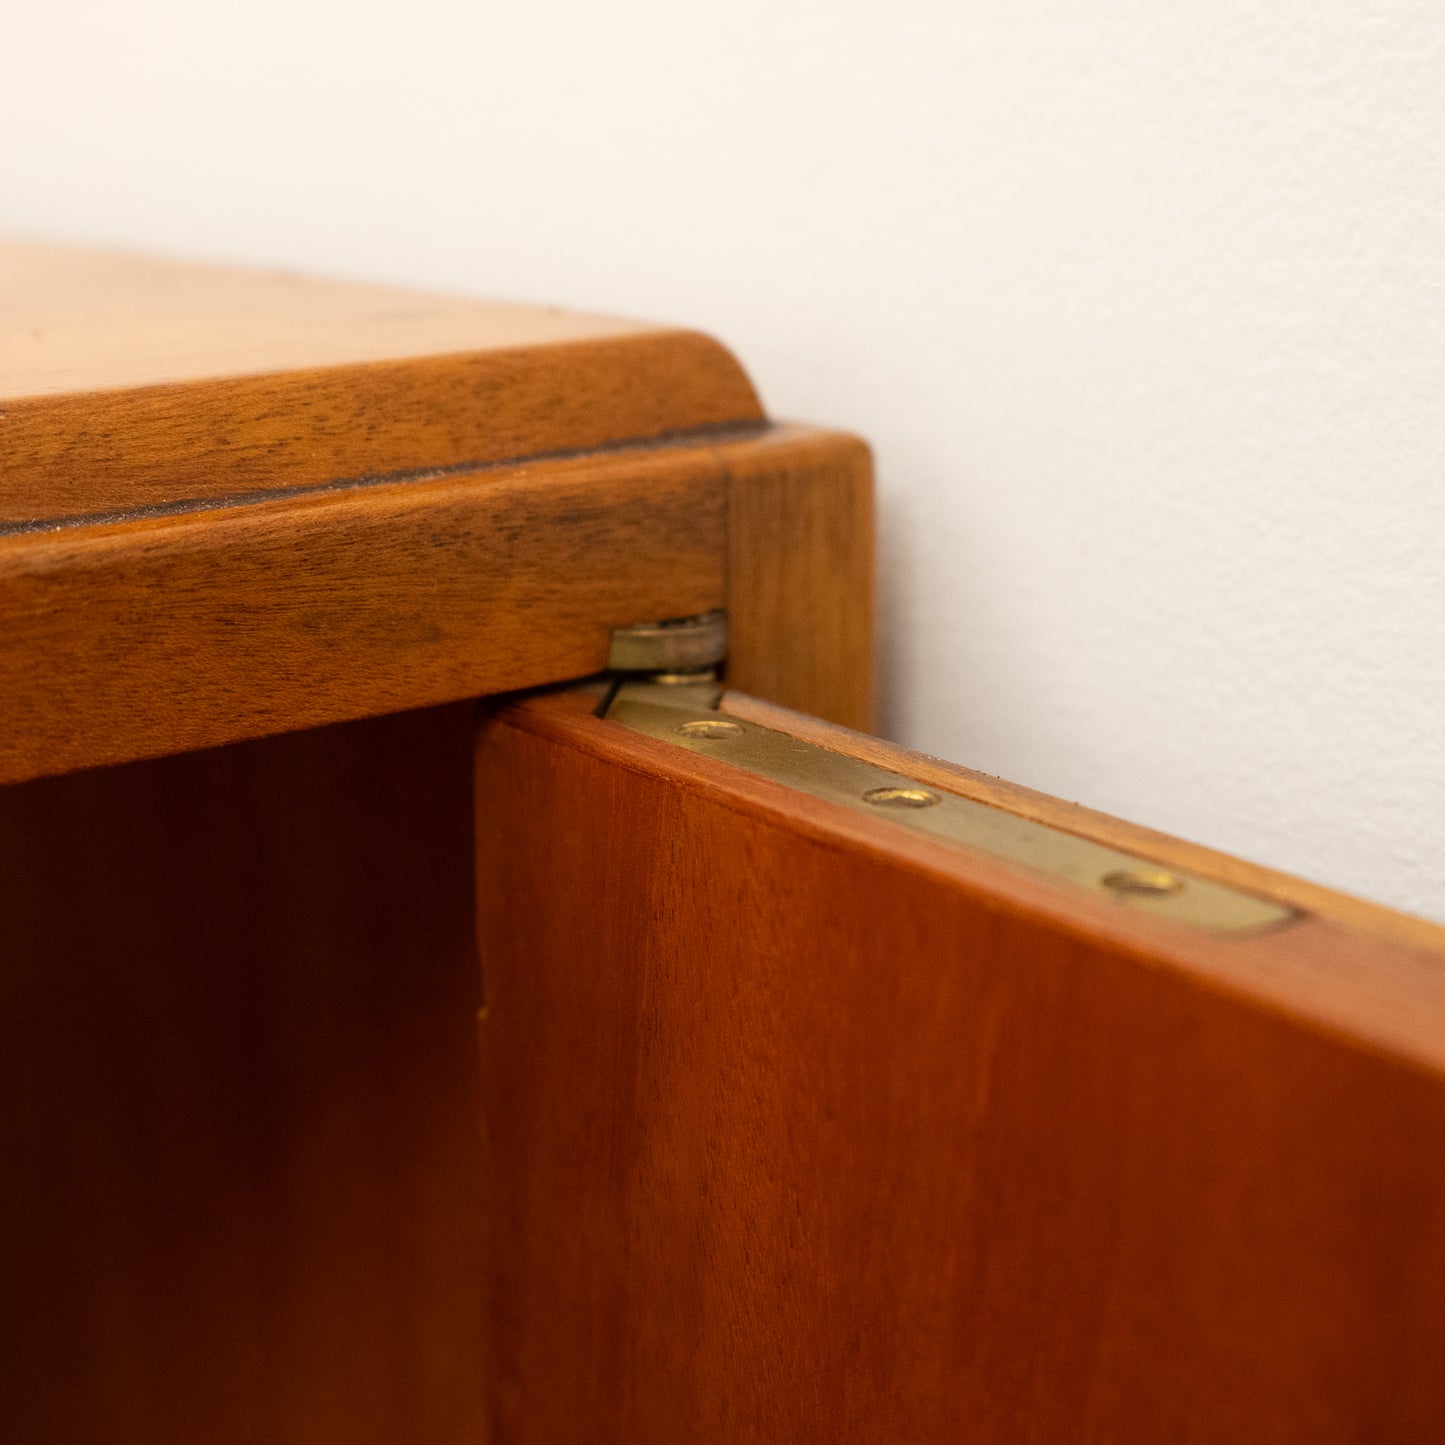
(3, 243, 1441, 1442)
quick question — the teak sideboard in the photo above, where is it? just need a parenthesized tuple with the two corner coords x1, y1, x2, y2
(3, 243, 1443, 1444)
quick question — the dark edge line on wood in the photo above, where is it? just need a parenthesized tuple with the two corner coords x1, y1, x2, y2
(0, 420, 775, 539)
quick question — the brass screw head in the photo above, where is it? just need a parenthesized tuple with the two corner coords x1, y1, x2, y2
(679, 718, 745, 740)
(864, 786, 941, 809)
(1101, 866, 1184, 898)
(651, 669, 719, 685)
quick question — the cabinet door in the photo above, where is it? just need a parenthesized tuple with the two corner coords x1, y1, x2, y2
(476, 679, 1445, 1445)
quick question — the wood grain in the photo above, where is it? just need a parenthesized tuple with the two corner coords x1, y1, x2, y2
(477, 686, 1445, 1445)
(0, 243, 762, 523)
(0, 704, 485, 1445)
(0, 245, 883, 784)
(723, 424, 875, 730)
(0, 444, 727, 785)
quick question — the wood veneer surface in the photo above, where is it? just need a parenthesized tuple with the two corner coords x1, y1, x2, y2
(477, 686, 1445, 1444)
(1, 243, 882, 784)
(0, 442, 729, 785)
(0, 704, 485, 1445)
(0, 243, 762, 522)
(0, 422, 877, 787)
(723, 425, 875, 731)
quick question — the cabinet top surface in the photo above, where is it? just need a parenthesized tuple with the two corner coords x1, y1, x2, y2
(0, 243, 762, 525)
(0, 242, 649, 400)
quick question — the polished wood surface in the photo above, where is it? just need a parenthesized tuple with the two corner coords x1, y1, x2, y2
(0, 243, 880, 784)
(0, 422, 876, 787)
(723, 425, 875, 730)
(0, 242, 646, 393)
(0, 443, 728, 785)
(0, 243, 762, 523)
(0, 705, 485, 1445)
(477, 685, 1445, 1443)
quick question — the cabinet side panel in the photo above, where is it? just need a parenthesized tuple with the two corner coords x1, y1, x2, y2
(0, 706, 485, 1445)
(722, 426, 875, 730)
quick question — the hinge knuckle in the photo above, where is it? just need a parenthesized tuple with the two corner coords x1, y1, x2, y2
(606, 610, 727, 675)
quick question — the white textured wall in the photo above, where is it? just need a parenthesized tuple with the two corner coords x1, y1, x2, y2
(6, 1, 1444, 917)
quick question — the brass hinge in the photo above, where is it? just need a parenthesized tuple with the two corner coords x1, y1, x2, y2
(606, 609, 728, 675)
(600, 613, 1294, 938)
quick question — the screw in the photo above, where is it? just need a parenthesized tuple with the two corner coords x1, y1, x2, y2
(679, 719, 745, 740)
(652, 669, 719, 685)
(1101, 867, 1183, 898)
(864, 786, 941, 809)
